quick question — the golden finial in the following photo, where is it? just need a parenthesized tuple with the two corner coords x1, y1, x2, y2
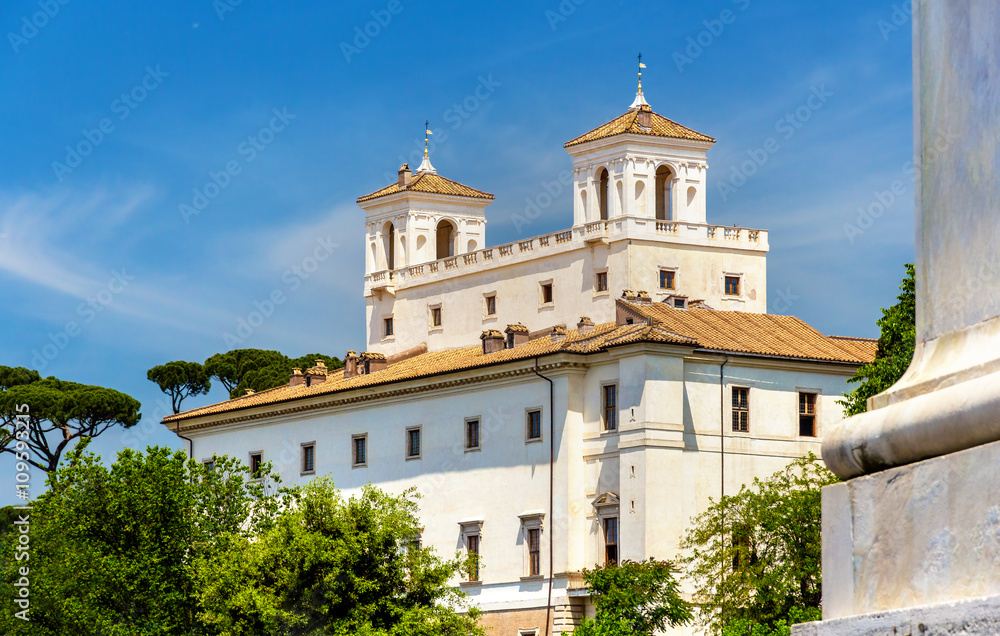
(424, 120, 432, 158)
(637, 52, 646, 94)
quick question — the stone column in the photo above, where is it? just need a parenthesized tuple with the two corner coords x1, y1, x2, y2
(797, 2, 1000, 634)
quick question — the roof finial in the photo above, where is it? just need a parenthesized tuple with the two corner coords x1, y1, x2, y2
(629, 54, 651, 110)
(417, 120, 436, 173)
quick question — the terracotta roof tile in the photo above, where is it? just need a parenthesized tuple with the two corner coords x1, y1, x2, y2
(564, 109, 715, 148)
(357, 171, 494, 203)
(163, 307, 874, 425)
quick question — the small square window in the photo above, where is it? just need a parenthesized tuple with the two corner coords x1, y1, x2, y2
(659, 269, 676, 290)
(249, 451, 263, 479)
(673, 297, 686, 308)
(732, 387, 749, 432)
(353, 435, 367, 466)
(485, 294, 496, 316)
(526, 409, 542, 441)
(465, 418, 481, 450)
(725, 275, 741, 296)
(383, 317, 394, 338)
(603, 384, 618, 431)
(595, 271, 608, 293)
(301, 442, 315, 474)
(430, 306, 442, 327)
(799, 393, 817, 437)
(540, 282, 553, 304)
(406, 427, 422, 459)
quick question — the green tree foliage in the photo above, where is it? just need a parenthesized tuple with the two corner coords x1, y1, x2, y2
(147, 360, 212, 413)
(680, 454, 837, 636)
(572, 559, 692, 636)
(0, 443, 285, 635)
(840, 264, 916, 416)
(196, 478, 484, 636)
(0, 368, 141, 471)
(204, 349, 343, 399)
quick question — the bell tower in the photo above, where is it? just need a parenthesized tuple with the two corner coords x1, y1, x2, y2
(563, 58, 715, 228)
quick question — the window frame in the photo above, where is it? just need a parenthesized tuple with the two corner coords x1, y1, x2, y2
(405, 426, 422, 460)
(798, 392, 818, 437)
(458, 519, 484, 585)
(300, 441, 316, 476)
(464, 417, 481, 452)
(602, 383, 619, 432)
(248, 450, 263, 480)
(594, 269, 609, 294)
(724, 275, 742, 296)
(525, 408, 543, 443)
(518, 511, 545, 580)
(603, 516, 619, 565)
(539, 280, 554, 306)
(429, 304, 443, 329)
(382, 315, 394, 339)
(659, 268, 677, 290)
(732, 387, 750, 433)
(484, 292, 497, 317)
(352, 433, 368, 467)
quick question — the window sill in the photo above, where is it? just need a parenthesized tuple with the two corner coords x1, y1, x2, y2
(538, 303, 555, 310)
(459, 580, 482, 588)
(464, 446, 481, 453)
(405, 455, 422, 461)
(520, 575, 545, 582)
(428, 327, 444, 334)
(352, 462, 367, 469)
(300, 470, 315, 477)
(482, 315, 498, 323)
(592, 291, 610, 298)
(525, 437, 543, 444)
(600, 428, 619, 437)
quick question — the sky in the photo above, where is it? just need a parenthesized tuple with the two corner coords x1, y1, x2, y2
(0, 0, 915, 500)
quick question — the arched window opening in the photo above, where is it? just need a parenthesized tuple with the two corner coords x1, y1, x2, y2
(467, 239, 477, 253)
(597, 168, 609, 220)
(416, 234, 427, 259)
(634, 180, 646, 215)
(655, 166, 674, 221)
(580, 190, 588, 220)
(382, 221, 395, 270)
(616, 180, 624, 216)
(687, 186, 697, 208)
(436, 220, 455, 259)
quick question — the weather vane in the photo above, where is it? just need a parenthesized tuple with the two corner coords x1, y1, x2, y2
(424, 120, 433, 158)
(637, 53, 646, 94)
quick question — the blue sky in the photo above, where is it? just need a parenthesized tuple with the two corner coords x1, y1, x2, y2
(0, 0, 915, 496)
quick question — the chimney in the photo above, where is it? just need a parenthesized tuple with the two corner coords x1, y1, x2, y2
(361, 352, 387, 374)
(343, 351, 360, 379)
(305, 360, 329, 386)
(398, 163, 412, 187)
(505, 323, 530, 349)
(550, 325, 567, 342)
(621, 289, 637, 302)
(577, 316, 595, 333)
(244, 388, 255, 396)
(481, 329, 505, 354)
(636, 290, 652, 304)
(289, 367, 306, 386)
(637, 105, 652, 128)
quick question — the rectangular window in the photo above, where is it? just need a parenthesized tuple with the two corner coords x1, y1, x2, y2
(301, 443, 315, 474)
(406, 427, 421, 459)
(595, 271, 608, 293)
(203, 459, 215, 472)
(732, 387, 749, 432)
(249, 451, 262, 479)
(528, 528, 541, 576)
(466, 534, 481, 581)
(799, 393, 817, 437)
(603, 384, 618, 431)
(465, 418, 480, 450)
(431, 307, 442, 327)
(673, 297, 686, 308)
(352, 435, 367, 466)
(659, 269, 676, 290)
(526, 409, 542, 441)
(603, 517, 619, 564)
(725, 275, 741, 296)
(540, 282, 553, 304)
(485, 294, 496, 316)
(383, 317, 394, 337)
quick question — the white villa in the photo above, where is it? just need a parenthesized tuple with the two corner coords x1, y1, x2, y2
(163, 81, 875, 635)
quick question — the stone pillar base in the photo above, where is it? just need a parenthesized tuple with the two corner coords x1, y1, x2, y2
(793, 594, 1000, 635)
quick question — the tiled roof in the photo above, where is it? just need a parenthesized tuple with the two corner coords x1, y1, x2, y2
(564, 108, 715, 148)
(163, 306, 874, 426)
(357, 171, 494, 203)
(621, 302, 877, 364)
(828, 336, 879, 363)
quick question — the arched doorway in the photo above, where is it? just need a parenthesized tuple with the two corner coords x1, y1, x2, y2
(436, 220, 455, 259)
(382, 221, 395, 270)
(597, 168, 609, 220)
(655, 166, 674, 221)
